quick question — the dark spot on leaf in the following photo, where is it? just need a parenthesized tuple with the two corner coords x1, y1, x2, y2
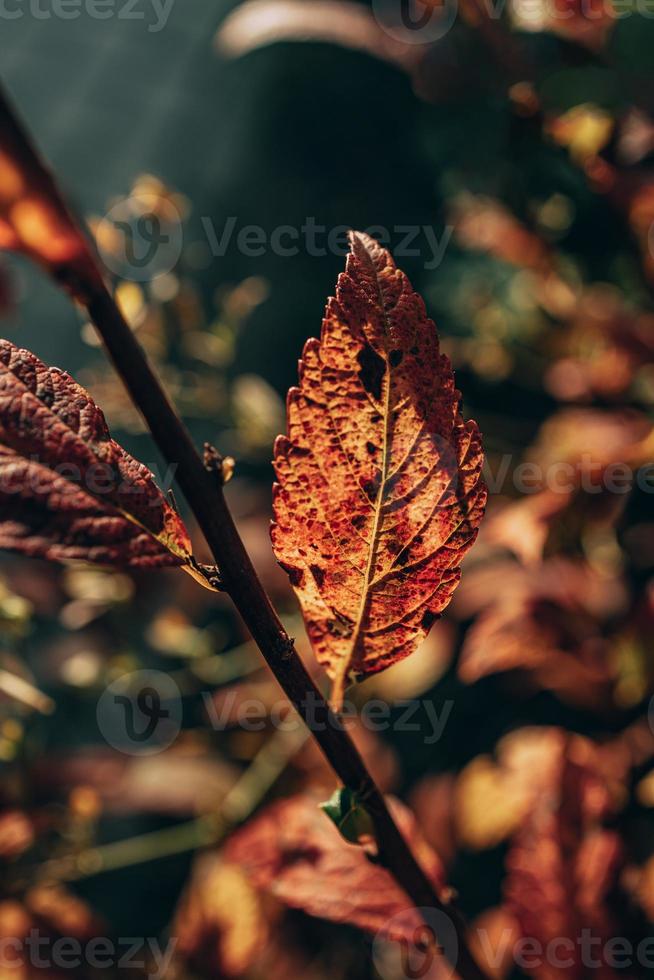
(288, 567, 304, 587)
(352, 513, 366, 530)
(389, 349, 403, 368)
(281, 844, 322, 869)
(421, 610, 438, 630)
(357, 343, 384, 401)
(310, 564, 325, 588)
(327, 618, 353, 638)
(366, 441, 376, 456)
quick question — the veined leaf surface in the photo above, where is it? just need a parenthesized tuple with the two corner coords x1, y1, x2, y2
(0, 340, 195, 572)
(272, 231, 486, 706)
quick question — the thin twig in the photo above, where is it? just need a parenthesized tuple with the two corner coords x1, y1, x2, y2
(0, 87, 488, 980)
(84, 283, 487, 980)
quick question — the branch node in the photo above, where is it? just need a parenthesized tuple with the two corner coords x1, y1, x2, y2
(203, 443, 235, 485)
(192, 559, 225, 592)
(274, 632, 295, 660)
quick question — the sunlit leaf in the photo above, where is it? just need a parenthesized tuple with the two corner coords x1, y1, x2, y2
(272, 231, 486, 706)
(0, 88, 103, 301)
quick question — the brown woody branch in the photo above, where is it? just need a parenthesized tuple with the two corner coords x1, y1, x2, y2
(0, 86, 488, 980)
(86, 284, 487, 980)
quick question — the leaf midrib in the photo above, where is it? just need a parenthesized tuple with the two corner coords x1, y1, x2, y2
(332, 239, 394, 706)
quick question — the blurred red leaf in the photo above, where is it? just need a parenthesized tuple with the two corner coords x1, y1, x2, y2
(0, 88, 104, 301)
(453, 554, 629, 624)
(224, 792, 446, 939)
(409, 773, 458, 866)
(504, 731, 626, 980)
(529, 408, 653, 475)
(272, 230, 486, 706)
(0, 339, 198, 573)
(459, 593, 614, 710)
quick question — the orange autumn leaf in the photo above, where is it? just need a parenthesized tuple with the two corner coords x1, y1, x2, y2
(0, 339, 200, 575)
(272, 231, 486, 706)
(0, 88, 104, 301)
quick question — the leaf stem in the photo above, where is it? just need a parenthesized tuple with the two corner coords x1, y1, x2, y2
(85, 283, 488, 980)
